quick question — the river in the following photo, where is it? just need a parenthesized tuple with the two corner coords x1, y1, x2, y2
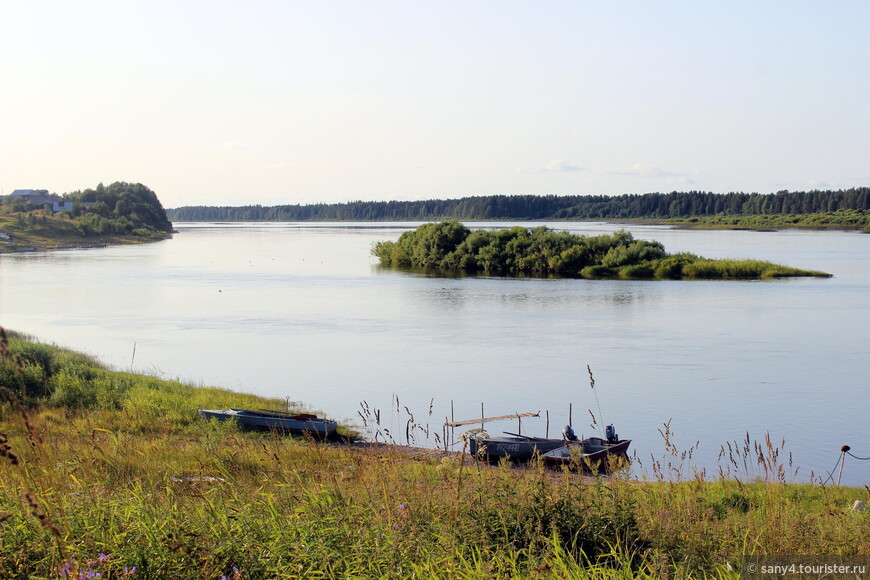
(0, 222, 867, 485)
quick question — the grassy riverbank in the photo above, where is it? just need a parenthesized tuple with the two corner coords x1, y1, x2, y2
(1, 330, 867, 578)
(1, 182, 173, 253)
(662, 209, 870, 232)
(0, 213, 170, 253)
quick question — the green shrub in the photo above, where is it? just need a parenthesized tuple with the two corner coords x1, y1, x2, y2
(580, 265, 616, 278)
(374, 222, 830, 280)
(618, 263, 655, 279)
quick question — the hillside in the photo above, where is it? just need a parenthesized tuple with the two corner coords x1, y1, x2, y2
(0, 182, 173, 252)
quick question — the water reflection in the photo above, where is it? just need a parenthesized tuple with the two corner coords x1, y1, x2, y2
(412, 281, 651, 311)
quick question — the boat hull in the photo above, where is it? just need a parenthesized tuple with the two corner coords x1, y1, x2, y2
(198, 409, 337, 437)
(542, 438, 631, 473)
(468, 436, 567, 461)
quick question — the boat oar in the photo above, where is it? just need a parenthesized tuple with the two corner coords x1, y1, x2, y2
(502, 431, 550, 441)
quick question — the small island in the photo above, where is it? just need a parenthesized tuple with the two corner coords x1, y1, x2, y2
(0, 182, 172, 252)
(373, 221, 832, 280)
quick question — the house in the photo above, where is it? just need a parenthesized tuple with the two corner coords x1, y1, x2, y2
(11, 189, 53, 206)
(9, 188, 70, 211)
(10, 189, 49, 196)
(52, 200, 75, 212)
(11, 188, 50, 202)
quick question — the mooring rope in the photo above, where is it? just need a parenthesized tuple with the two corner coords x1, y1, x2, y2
(821, 453, 842, 485)
(820, 445, 868, 485)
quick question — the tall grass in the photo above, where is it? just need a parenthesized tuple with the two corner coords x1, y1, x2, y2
(668, 209, 870, 232)
(1, 329, 867, 578)
(680, 259, 831, 279)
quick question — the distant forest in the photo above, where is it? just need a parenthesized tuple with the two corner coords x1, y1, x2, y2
(166, 188, 870, 222)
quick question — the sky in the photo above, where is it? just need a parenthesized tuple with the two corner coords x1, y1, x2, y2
(2, 1, 869, 208)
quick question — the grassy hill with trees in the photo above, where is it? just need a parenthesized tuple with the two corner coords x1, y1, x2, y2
(373, 221, 832, 280)
(0, 182, 173, 252)
(167, 188, 870, 231)
(1, 328, 866, 578)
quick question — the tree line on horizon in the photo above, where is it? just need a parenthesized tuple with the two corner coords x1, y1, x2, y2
(166, 188, 870, 222)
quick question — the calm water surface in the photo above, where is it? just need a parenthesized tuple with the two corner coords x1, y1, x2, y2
(1, 222, 867, 485)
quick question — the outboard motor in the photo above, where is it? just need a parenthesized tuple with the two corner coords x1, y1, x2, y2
(563, 424, 578, 441)
(605, 424, 618, 444)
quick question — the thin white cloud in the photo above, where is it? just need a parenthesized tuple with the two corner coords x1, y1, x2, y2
(663, 176, 696, 186)
(516, 160, 586, 174)
(222, 141, 244, 153)
(606, 163, 674, 177)
(540, 160, 585, 173)
(601, 163, 696, 186)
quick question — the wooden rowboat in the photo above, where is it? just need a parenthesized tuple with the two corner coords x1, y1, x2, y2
(542, 437, 631, 473)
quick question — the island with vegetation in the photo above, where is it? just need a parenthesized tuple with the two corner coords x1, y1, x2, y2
(0, 182, 173, 252)
(373, 221, 832, 280)
(167, 188, 870, 231)
(1, 328, 866, 578)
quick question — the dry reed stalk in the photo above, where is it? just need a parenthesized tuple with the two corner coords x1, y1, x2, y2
(0, 433, 19, 466)
(586, 365, 605, 438)
(453, 438, 468, 521)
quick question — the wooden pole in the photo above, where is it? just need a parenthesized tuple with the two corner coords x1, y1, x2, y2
(443, 418, 448, 452)
(546, 410, 550, 439)
(569, 403, 573, 427)
(481, 403, 484, 430)
(450, 400, 455, 449)
(837, 445, 850, 486)
(446, 411, 541, 427)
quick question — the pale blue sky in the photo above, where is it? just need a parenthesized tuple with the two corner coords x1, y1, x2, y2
(2, 1, 869, 207)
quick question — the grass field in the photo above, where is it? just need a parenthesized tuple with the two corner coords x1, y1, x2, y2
(1, 330, 867, 579)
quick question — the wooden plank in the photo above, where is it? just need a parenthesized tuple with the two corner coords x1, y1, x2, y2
(445, 411, 540, 427)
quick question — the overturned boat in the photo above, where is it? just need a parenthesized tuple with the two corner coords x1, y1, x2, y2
(198, 408, 337, 437)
